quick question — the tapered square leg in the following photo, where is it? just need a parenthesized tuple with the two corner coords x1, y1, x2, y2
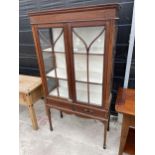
(103, 122, 108, 149)
(47, 107, 53, 131)
(60, 111, 63, 118)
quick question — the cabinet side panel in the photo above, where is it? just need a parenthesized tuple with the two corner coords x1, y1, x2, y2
(103, 20, 116, 110)
(31, 26, 49, 97)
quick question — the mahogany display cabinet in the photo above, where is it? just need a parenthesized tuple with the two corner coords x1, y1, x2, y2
(29, 4, 119, 148)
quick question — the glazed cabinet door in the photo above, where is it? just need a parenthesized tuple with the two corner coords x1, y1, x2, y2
(36, 26, 71, 100)
(70, 22, 107, 107)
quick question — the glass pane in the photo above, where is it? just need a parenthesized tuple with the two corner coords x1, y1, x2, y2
(38, 28, 69, 99)
(74, 54, 87, 82)
(49, 80, 68, 98)
(76, 82, 88, 103)
(72, 26, 105, 106)
(55, 53, 67, 69)
(73, 33, 86, 54)
(89, 55, 103, 84)
(53, 28, 65, 52)
(89, 32, 105, 54)
(89, 84, 102, 106)
(39, 29, 51, 52)
(39, 28, 65, 52)
(46, 77, 57, 93)
(42, 52, 54, 73)
(46, 53, 67, 79)
(73, 26, 105, 54)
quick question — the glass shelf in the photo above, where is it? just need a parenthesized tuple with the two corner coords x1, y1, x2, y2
(42, 47, 64, 53)
(46, 67, 102, 84)
(74, 49, 104, 55)
(42, 47, 52, 52)
(42, 48, 104, 56)
(73, 52, 104, 56)
(46, 68, 67, 79)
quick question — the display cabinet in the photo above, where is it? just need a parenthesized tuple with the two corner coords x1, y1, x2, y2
(29, 4, 119, 148)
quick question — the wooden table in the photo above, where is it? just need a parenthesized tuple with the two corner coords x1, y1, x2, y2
(19, 75, 43, 130)
(115, 88, 135, 155)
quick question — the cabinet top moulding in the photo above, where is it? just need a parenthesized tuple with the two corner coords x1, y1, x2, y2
(28, 4, 119, 25)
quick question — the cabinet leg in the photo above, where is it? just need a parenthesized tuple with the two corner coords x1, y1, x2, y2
(47, 108, 53, 131)
(60, 111, 63, 118)
(103, 122, 108, 149)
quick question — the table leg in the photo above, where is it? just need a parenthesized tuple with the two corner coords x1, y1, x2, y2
(26, 94, 38, 130)
(118, 115, 129, 155)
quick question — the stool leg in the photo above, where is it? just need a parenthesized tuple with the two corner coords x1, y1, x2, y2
(26, 94, 38, 130)
(103, 122, 108, 149)
(27, 104, 38, 130)
(47, 107, 53, 131)
(60, 111, 63, 118)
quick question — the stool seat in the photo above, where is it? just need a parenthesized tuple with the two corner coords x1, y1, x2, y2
(19, 75, 42, 94)
(19, 74, 43, 130)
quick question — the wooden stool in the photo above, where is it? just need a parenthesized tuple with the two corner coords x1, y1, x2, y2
(19, 75, 43, 130)
(115, 88, 135, 155)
